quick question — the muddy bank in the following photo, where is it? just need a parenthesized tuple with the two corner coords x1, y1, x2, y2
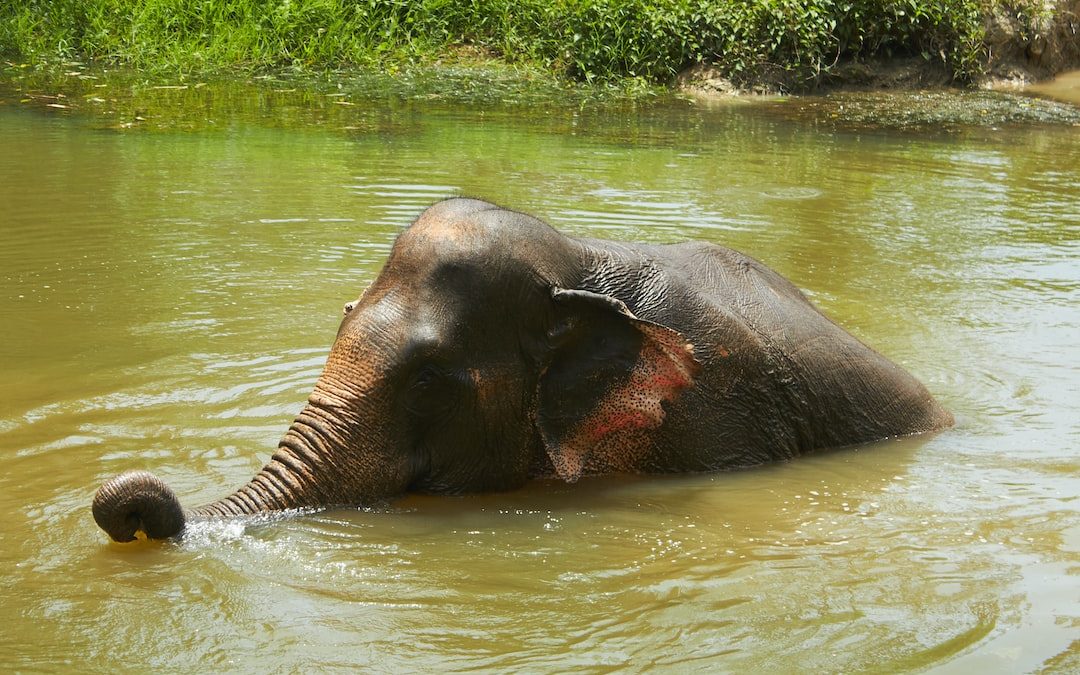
(677, 58, 956, 97)
(980, 0, 1080, 88)
(679, 0, 1080, 97)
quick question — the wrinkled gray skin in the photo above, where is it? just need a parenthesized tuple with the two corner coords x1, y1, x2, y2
(93, 198, 952, 542)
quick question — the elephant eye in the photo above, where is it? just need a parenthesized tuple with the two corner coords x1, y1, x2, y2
(413, 367, 440, 391)
(405, 365, 456, 416)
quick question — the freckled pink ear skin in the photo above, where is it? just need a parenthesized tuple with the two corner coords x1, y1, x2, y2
(538, 288, 701, 482)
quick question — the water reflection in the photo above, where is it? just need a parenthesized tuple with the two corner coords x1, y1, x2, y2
(1027, 68, 1080, 106)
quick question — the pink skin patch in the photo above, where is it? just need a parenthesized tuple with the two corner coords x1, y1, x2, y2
(546, 319, 702, 482)
(581, 410, 652, 441)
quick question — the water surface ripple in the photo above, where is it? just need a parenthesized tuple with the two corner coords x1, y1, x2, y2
(0, 93, 1077, 672)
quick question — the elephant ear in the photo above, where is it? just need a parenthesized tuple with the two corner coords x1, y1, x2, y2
(538, 288, 701, 483)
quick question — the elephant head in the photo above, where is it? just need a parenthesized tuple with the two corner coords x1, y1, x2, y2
(93, 199, 699, 541)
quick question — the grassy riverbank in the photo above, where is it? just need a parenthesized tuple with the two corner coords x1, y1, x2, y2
(0, 1, 1062, 89)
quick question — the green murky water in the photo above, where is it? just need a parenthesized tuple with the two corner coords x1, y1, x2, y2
(1, 74, 1078, 672)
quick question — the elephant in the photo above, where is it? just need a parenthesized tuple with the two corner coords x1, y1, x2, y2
(92, 198, 953, 542)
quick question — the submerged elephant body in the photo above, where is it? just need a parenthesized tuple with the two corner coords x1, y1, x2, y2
(93, 198, 952, 541)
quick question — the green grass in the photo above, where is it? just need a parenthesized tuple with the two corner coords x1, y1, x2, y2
(0, 1, 1033, 87)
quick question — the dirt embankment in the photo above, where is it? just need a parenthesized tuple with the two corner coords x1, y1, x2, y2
(979, 0, 1080, 88)
(680, 1, 1080, 96)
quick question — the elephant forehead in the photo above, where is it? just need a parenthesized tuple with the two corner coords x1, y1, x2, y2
(397, 206, 556, 265)
(398, 213, 494, 254)
(388, 203, 577, 290)
(386, 227, 523, 291)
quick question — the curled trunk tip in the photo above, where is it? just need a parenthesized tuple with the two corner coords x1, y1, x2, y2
(92, 470, 186, 542)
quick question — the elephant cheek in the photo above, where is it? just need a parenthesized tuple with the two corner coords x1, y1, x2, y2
(467, 367, 501, 409)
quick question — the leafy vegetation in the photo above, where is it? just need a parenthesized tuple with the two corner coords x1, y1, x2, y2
(0, 1, 1045, 88)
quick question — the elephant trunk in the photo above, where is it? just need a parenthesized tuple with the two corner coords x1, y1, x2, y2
(92, 453, 315, 542)
(93, 393, 401, 542)
(92, 470, 186, 542)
